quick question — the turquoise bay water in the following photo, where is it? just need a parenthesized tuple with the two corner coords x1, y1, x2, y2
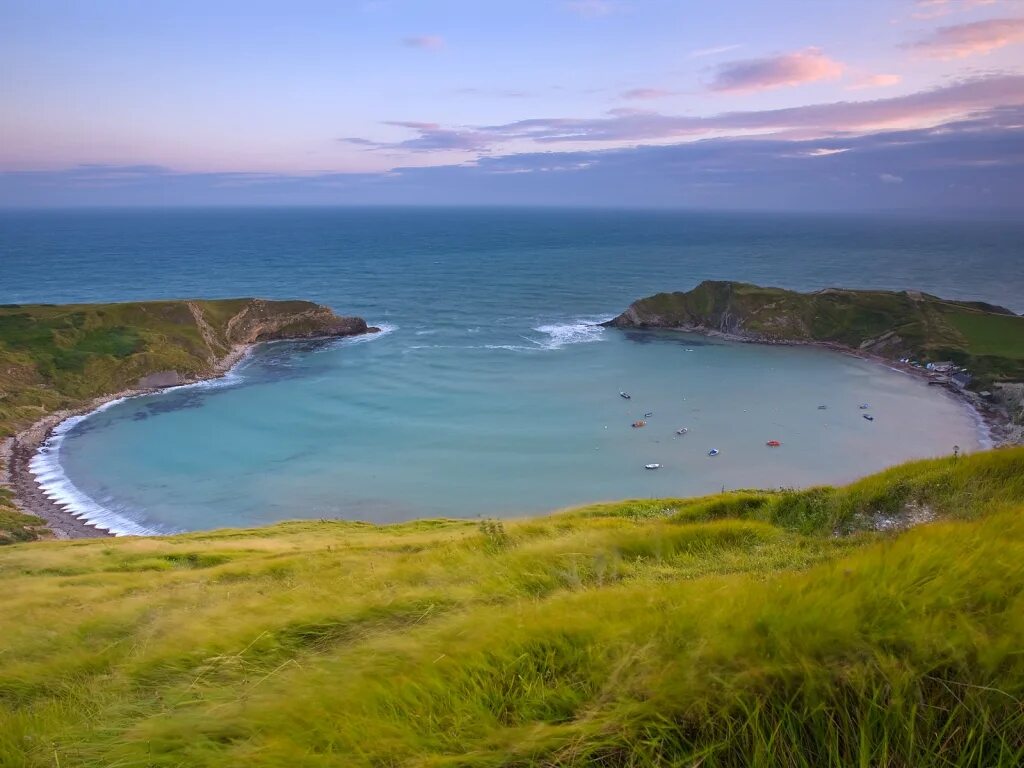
(2, 209, 1020, 533)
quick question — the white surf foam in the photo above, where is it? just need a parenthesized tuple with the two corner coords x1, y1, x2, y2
(531, 315, 615, 350)
(29, 402, 167, 536)
(27, 348, 260, 536)
(325, 322, 397, 348)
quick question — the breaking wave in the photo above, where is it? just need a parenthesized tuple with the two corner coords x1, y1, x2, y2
(29, 401, 168, 536)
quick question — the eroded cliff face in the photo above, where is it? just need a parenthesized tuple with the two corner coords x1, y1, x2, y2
(222, 300, 375, 346)
(138, 299, 378, 385)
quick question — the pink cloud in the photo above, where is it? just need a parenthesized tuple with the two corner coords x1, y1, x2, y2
(402, 35, 445, 50)
(847, 73, 903, 90)
(620, 88, 674, 100)
(909, 17, 1024, 58)
(710, 48, 845, 93)
(347, 74, 1024, 154)
(483, 74, 1024, 144)
(911, 1, 998, 20)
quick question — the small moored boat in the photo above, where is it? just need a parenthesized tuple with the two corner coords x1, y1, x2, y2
(708, 448, 720, 457)
(644, 463, 662, 470)
(766, 440, 781, 447)
(632, 420, 646, 428)
(676, 427, 688, 435)
(863, 414, 874, 421)
(644, 411, 653, 418)
(818, 405, 828, 410)
(859, 403, 870, 410)
(620, 392, 631, 399)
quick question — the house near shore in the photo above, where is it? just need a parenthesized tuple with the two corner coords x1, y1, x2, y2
(951, 371, 972, 388)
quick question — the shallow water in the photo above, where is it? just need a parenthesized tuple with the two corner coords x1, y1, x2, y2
(3, 208, 1018, 533)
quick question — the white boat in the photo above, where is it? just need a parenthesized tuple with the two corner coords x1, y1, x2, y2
(644, 463, 662, 470)
(620, 392, 631, 399)
(676, 427, 688, 435)
(708, 448, 720, 456)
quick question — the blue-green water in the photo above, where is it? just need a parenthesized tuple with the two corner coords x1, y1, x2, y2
(3, 208, 1020, 534)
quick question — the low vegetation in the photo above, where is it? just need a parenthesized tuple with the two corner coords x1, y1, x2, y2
(609, 280, 1024, 384)
(0, 298, 362, 438)
(0, 298, 369, 542)
(1, 448, 1022, 766)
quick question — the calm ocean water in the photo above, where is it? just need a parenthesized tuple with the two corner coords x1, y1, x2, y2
(2, 208, 1021, 533)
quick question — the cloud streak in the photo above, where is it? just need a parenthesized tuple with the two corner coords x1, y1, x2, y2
(342, 121, 491, 152)
(340, 75, 1024, 157)
(709, 48, 845, 93)
(402, 35, 445, 50)
(479, 74, 1024, 146)
(908, 17, 1024, 59)
(847, 73, 903, 90)
(620, 88, 675, 100)
(6, 109, 1022, 212)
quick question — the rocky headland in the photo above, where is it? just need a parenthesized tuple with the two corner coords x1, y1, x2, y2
(605, 281, 1024, 445)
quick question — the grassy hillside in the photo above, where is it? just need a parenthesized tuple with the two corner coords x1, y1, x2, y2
(608, 281, 1024, 384)
(0, 299, 371, 542)
(1, 448, 1023, 766)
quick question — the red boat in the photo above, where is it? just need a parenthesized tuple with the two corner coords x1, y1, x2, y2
(766, 440, 781, 447)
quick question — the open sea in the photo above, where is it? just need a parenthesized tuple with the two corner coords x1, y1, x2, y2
(2, 208, 1022, 534)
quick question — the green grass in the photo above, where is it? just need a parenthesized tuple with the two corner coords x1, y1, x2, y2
(616, 281, 1024, 384)
(0, 298, 354, 543)
(1, 448, 1022, 766)
(944, 310, 1024, 359)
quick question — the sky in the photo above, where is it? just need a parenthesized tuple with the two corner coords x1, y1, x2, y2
(1, 0, 1023, 209)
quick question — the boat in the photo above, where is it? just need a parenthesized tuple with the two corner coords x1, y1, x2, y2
(859, 403, 870, 410)
(708, 448, 719, 456)
(766, 440, 781, 447)
(863, 414, 874, 421)
(644, 463, 662, 470)
(632, 420, 646, 428)
(644, 411, 653, 418)
(817, 405, 828, 410)
(676, 427, 688, 435)
(620, 392, 631, 399)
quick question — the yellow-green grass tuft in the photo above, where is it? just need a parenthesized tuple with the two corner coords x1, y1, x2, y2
(1, 448, 1023, 766)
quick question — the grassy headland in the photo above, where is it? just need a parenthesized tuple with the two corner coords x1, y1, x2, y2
(607, 280, 1024, 385)
(1, 448, 1022, 766)
(0, 299, 374, 542)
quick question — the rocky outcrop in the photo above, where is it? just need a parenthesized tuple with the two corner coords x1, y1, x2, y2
(221, 300, 377, 346)
(605, 281, 1024, 384)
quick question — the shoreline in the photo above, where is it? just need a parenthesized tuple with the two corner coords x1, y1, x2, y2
(1, 342, 256, 540)
(2, 327, 1009, 541)
(636, 326, 1010, 448)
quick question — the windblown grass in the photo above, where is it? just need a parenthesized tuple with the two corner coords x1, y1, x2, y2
(1, 448, 1023, 766)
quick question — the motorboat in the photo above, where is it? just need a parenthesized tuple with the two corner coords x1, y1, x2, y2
(859, 403, 870, 410)
(676, 427, 688, 435)
(863, 414, 874, 421)
(766, 440, 781, 447)
(644, 411, 653, 418)
(620, 392, 631, 399)
(632, 420, 646, 428)
(644, 463, 662, 470)
(817, 405, 828, 410)
(708, 448, 720, 456)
